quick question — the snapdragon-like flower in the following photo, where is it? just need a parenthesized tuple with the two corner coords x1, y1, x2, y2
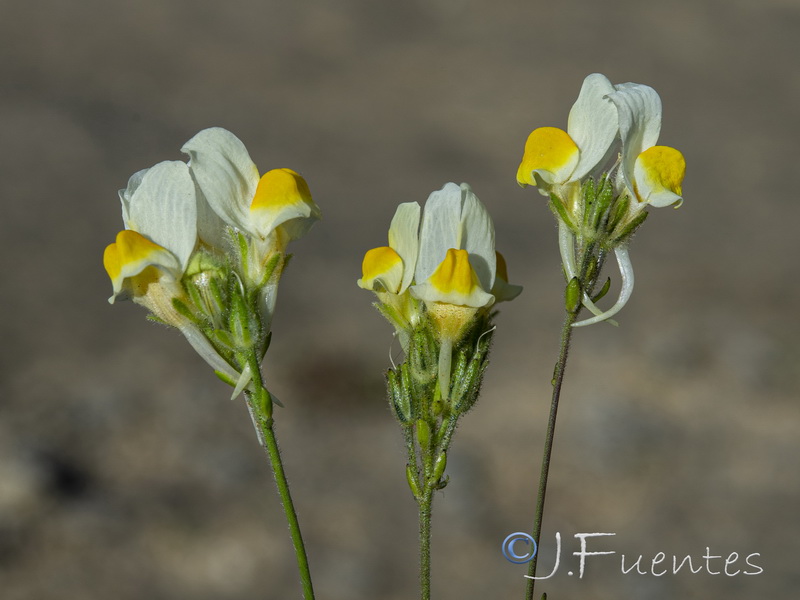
(183, 128, 320, 257)
(607, 83, 686, 210)
(104, 127, 320, 399)
(357, 202, 422, 340)
(360, 184, 521, 542)
(103, 160, 238, 380)
(182, 127, 321, 333)
(360, 182, 521, 399)
(517, 73, 686, 327)
(516, 73, 618, 209)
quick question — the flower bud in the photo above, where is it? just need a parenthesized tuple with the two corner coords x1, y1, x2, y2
(406, 464, 421, 499)
(432, 451, 447, 485)
(416, 419, 432, 451)
(565, 277, 582, 314)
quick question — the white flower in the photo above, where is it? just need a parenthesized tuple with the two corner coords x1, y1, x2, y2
(106, 161, 196, 304)
(181, 127, 321, 253)
(572, 83, 686, 328)
(410, 182, 498, 310)
(103, 161, 239, 380)
(182, 127, 321, 332)
(357, 202, 421, 296)
(517, 74, 687, 329)
(607, 83, 686, 209)
(358, 182, 522, 323)
(359, 182, 522, 399)
(516, 73, 618, 199)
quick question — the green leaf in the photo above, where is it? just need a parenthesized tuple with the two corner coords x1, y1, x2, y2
(593, 176, 615, 228)
(259, 252, 283, 287)
(607, 194, 631, 232)
(400, 363, 417, 421)
(548, 194, 575, 230)
(592, 277, 612, 303)
(172, 298, 200, 324)
(610, 209, 649, 246)
(210, 329, 235, 351)
(388, 369, 411, 423)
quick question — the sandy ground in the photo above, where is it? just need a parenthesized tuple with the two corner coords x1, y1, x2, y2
(1, 1, 799, 598)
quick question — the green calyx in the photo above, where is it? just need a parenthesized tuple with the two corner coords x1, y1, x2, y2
(165, 231, 290, 394)
(385, 308, 495, 506)
(555, 174, 650, 252)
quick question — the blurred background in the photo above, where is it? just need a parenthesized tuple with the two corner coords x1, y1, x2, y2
(1, 0, 798, 598)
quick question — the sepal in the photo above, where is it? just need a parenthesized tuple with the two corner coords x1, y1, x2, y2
(388, 370, 412, 423)
(565, 278, 582, 314)
(431, 452, 447, 485)
(406, 464, 421, 500)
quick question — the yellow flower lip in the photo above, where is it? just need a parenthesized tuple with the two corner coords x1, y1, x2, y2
(633, 145, 686, 207)
(516, 127, 580, 187)
(103, 230, 169, 280)
(637, 146, 685, 194)
(103, 230, 180, 301)
(250, 168, 313, 212)
(358, 246, 404, 293)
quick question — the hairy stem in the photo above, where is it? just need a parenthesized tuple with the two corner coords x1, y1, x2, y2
(419, 486, 434, 600)
(525, 243, 601, 600)
(524, 310, 576, 600)
(246, 354, 315, 600)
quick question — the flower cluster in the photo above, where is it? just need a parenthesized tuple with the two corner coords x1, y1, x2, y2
(358, 182, 521, 399)
(516, 73, 686, 326)
(103, 127, 320, 401)
(358, 183, 521, 498)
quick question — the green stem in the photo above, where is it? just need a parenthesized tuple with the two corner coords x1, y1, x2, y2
(525, 244, 599, 600)
(246, 355, 315, 600)
(419, 486, 434, 600)
(524, 309, 576, 600)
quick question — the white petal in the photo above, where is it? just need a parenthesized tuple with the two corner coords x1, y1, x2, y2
(195, 187, 231, 250)
(387, 202, 421, 293)
(645, 189, 683, 208)
(567, 74, 619, 180)
(415, 183, 461, 285)
(572, 246, 634, 327)
(182, 127, 259, 236)
(125, 161, 197, 270)
(607, 83, 662, 200)
(459, 184, 496, 292)
(119, 167, 149, 228)
(491, 278, 523, 303)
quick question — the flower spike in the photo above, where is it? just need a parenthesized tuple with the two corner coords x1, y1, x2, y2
(518, 73, 685, 328)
